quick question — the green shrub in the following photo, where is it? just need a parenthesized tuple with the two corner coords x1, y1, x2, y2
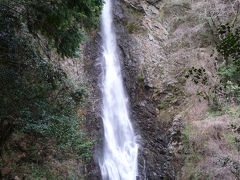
(0, 0, 94, 162)
(216, 23, 240, 103)
(185, 16, 240, 107)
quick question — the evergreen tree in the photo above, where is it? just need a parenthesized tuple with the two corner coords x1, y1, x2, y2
(0, 1, 102, 175)
(1, 0, 102, 57)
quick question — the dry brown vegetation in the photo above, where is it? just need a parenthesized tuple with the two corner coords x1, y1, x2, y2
(178, 102, 240, 179)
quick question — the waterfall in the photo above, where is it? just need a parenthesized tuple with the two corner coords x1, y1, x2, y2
(98, 0, 139, 179)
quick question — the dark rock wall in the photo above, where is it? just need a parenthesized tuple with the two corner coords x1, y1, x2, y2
(84, 34, 103, 179)
(113, 0, 175, 179)
(84, 0, 175, 179)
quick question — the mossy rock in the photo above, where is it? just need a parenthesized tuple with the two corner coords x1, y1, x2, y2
(159, 109, 174, 123)
(121, 2, 145, 34)
(157, 85, 184, 110)
(127, 22, 142, 34)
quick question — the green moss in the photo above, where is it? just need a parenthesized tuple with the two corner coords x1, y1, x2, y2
(159, 109, 173, 122)
(137, 74, 144, 84)
(207, 106, 240, 118)
(122, 2, 144, 18)
(158, 95, 175, 110)
(158, 85, 183, 110)
(206, 110, 224, 117)
(224, 133, 236, 144)
(181, 123, 191, 148)
(125, 22, 145, 34)
(121, 2, 145, 34)
(127, 23, 139, 34)
(223, 132, 239, 153)
(224, 106, 240, 118)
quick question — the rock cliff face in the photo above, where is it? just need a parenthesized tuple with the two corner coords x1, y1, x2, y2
(82, 0, 240, 179)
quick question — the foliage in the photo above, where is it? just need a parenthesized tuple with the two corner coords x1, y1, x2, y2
(184, 67, 208, 85)
(184, 66, 222, 110)
(127, 22, 142, 34)
(213, 22, 240, 102)
(216, 22, 240, 103)
(218, 156, 240, 178)
(0, 25, 92, 158)
(137, 74, 144, 84)
(0, 0, 99, 177)
(21, 164, 55, 180)
(0, 0, 102, 57)
(181, 123, 210, 179)
(185, 16, 240, 108)
(216, 24, 240, 64)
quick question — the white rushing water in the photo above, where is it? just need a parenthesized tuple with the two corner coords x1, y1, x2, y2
(99, 0, 139, 179)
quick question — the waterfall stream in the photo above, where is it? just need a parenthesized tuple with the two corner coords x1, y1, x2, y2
(98, 0, 139, 179)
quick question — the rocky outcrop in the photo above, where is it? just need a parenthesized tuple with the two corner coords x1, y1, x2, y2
(83, 34, 103, 179)
(168, 115, 183, 156)
(112, 0, 239, 179)
(113, 0, 175, 178)
(82, 0, 240, 179)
